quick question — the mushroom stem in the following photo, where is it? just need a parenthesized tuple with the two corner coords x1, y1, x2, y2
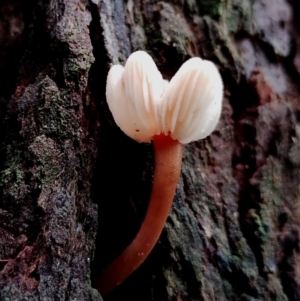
(94, 134, 182, 295)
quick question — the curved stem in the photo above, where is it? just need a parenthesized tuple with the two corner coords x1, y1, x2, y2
(94, 135, 182, 295)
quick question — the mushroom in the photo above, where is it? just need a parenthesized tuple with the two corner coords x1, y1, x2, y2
(94, 51, 223, 295)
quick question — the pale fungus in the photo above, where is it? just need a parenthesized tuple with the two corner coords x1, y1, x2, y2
(94, 50, 223, 295)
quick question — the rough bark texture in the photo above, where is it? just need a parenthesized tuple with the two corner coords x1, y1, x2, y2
(0, 0, 300, 300)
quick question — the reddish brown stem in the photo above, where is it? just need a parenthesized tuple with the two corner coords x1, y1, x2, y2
(94, 134, 182, 295)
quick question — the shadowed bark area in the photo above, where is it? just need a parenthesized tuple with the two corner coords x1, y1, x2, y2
(0, 0, 300, 300)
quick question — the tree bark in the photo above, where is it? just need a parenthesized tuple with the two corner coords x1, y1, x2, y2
(1, 0, 300, 300)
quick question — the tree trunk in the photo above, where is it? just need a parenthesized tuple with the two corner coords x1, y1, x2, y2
(0, 0, 300, 300)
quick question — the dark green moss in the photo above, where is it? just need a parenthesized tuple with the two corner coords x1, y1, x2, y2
(197, 0, 223, 18)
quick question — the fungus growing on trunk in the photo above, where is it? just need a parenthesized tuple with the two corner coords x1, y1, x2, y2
(94, 51, 223, 295)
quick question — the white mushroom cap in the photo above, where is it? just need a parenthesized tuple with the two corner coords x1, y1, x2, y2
(106, 51, 164, 142)
(159, 57, 223, 144)
(106, 51, 223, 144)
